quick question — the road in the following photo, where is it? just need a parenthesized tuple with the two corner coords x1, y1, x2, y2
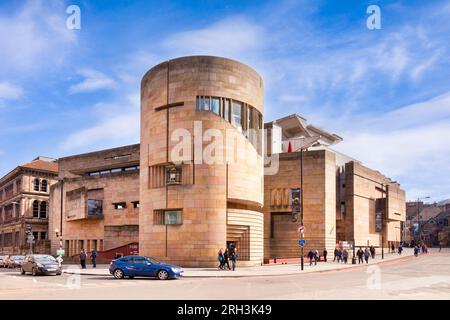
(0, 252, 449, 299)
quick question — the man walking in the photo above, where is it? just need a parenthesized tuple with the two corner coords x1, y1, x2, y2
(343, 249, 349, 264)
(230, 248, 238, 271)
(80, 249, 87, 269)
(357, 247, 364, 264)
(333, 247, 339, 262)
(91, 249, 97, 268)
(364, 248, 370, 264)
(370, 245, 375, 259)
(307, 250, 314, 266)
(323, 248, 328, 262)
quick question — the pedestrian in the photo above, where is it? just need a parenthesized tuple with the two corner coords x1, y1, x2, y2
(398, 244, 403, 255)
(307, 250, 314, 266)
(223, 248, 231, 270)
(357, 247, 364, 264)
(56, 255, 63, 268)
(391, 243, 395, 253)
(439, 243, 443, 252)
(217, 249, 224, 270)
(80, 249, 87, 269)
(414, 245, 419, 257)
(343, 249, 348, 264)
(323, 248, 328, 262)
(230, 248, 238, 271)
(333, 248, 339, 262)
(91, 249, 97, 268)
(314, 250, 319, 265)
(364, 248, 370, 264)
(370, 245, 375, 259)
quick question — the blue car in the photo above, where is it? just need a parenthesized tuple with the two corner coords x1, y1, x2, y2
(109, 256, 184, 280)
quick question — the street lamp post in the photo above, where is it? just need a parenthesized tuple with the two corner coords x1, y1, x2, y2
(300, 147, 304, 271)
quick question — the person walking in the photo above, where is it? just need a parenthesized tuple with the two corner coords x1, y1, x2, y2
(343, 249, 349, 264)
(314, 250, 319, 265)
(323, 248, 328, 262)
(56, 255, 63, 268)
(91, 249, 97, 268)
(364, 248, 370, 264)
(230, 248, 238, 271)
(217, 249, 224, 269)
(223, 248, 231, 270)
(391, 243, 395, 254)
(439, 243, 442, 252)
(370, 245, 376, 259)
(333, 248, 339, 262)
(357, 247, 364, 264)
(80, 249, 87, 269)
(307, 250, 314, 266)
(398, 244, 403, 255)
(414, 245, 419, 257)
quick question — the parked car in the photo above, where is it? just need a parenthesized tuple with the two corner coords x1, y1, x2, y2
(7, 255, 25, 268)
(0, 255, 7, 268)
(109, 255, 183, 280)
(21, 254, 62, 276)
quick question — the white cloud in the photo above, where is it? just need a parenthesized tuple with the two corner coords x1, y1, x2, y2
(0, 0, 76, 73)
(59, 94, 140, 152)
(68, 69, 117, 94)
(332, 92, 450, 201)
(0, 82, 23, 100)
(163, 16, 265, 58)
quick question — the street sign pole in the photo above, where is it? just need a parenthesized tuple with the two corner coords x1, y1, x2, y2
(300, 147, 304, 271)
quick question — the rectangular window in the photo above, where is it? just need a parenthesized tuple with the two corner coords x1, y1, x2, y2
(40, 232, 47, 240)
(203, 97, 210, 110)
(166, 166, 182, 185)
(113, 202, 126, 210)
(33, 232, 39, 240)
(153, 209, 182, 225)
(196, 96, 203, 110)
(223, 99, 230, 121)
(165, 210, 182, 225)
(211, 97, 220, 115)
(132, 201, 140, 209)
(87, 199, 103, 217)
(231, 101, 243, 132)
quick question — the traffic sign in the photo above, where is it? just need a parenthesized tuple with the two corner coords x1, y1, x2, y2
(297, 226, 305, 233)
(298, 239, 306, 247)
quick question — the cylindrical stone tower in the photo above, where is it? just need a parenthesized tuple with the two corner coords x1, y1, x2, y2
(140, 56, 264, 267)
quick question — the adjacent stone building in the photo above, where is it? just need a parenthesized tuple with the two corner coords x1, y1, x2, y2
(48, 145, 140, 256)
(0, 157, 58, 254)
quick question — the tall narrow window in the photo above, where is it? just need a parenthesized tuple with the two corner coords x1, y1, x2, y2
(231, 101, 243, 132)
(211, 97, 220, 115)
(223, 99, 230, 122)
(32, 200, 39, 217)
(33, 179, 40, 191)
(41, 180, 48, 193)
(39, 201, 47, 218)
(203, 97, 210, 110)
(196, 96, 203, 110)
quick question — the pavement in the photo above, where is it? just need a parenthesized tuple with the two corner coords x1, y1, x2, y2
(63, 248, 418, 278)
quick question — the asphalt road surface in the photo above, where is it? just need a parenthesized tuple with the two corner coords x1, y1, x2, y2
(0, 253, 449, 299)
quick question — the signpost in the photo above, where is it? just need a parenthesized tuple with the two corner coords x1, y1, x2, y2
(298, 226, 305, 233)
(298, 239, 306, 247)
(27, 234, 35, 254)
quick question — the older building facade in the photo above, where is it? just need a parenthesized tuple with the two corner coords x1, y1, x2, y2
(0, 157, 58, 254)
(48, 145, 140, 256)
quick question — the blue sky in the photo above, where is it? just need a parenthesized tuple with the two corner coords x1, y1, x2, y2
(0, 0, 450, 202)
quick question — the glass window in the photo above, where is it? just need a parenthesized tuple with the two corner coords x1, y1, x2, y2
(41, 180, 48, 193)
(223, 99, 230, 121)
(33, 179, 40, 191)
(40, 232, 47, 240)
(196, 97, 203, 110)
(32, 201, 39, 217)
(166, 166, 182, 185)
(211, 97, 220, 115)
(231, 101, 243, 132)
(203, 97, 210, 111)
(165, 210, 182, 225)
(39, 201, 47, 218)
(87, 199, 103, 216)
(133, 257, 147, 264)
(32, 232, 39, 240)
(113, 202, 126, 210)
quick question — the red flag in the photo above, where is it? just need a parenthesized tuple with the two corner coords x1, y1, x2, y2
(288, 141, 292, 152)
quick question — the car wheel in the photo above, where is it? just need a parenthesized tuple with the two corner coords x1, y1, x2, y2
(113, 269, 124, 279)
(20, 268, 25, 275)
(32, 268, 38, 276)
(157, 270, 169, 280)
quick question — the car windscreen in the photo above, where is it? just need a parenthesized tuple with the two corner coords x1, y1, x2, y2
(11, 256, 24, 260)
(34, 255, 56, 262)
(147, 257, 161, 264)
